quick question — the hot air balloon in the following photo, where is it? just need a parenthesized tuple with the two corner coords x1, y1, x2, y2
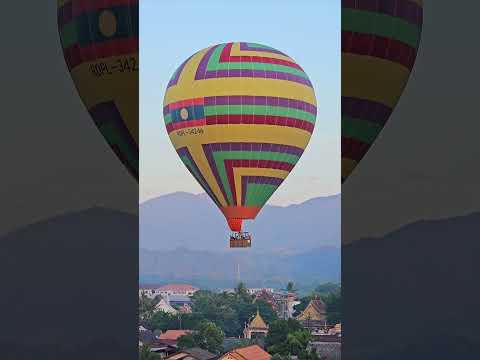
(163, 42, 317, 248)
(57, 0, 139, 180)
(342, 0, 423, 182)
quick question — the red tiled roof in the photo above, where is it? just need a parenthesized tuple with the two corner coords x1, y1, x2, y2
(222, 345, 270, 360)
(178, 304, 193, 313)
(159, 330, 193, 341)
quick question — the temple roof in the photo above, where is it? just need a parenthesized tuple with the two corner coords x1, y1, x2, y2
(248, 310, 268, 329)
(296, 297, 327, 321)
(155, 298, 178, 315)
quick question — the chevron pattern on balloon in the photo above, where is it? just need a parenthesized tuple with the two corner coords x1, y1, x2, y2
(163, 42, 317, 229)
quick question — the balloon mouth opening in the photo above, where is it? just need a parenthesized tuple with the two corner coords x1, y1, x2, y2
(227, 218, 243, 232)
(222, 206, 261, 232)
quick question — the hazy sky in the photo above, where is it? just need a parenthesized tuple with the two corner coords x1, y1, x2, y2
(140, 0, 340, 205)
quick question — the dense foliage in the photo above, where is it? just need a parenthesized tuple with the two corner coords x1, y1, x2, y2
(139, 345, 160, 360)
(139, 293, 159, 323)
(177, 321, 224, 354)
(140, 282, 340, 358)
(266, 319, 320, 359)
(146, 283, 277, 338)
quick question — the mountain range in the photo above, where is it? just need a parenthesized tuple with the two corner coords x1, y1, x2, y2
(343, 211, 480, 359)
(139, 246, 341, 290)
(0, 208, 138, 347)
(139, 192, 341, 288)
(140, 192, 341, 253)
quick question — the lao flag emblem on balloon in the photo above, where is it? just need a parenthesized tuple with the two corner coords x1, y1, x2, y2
(165, 98, 206, 133)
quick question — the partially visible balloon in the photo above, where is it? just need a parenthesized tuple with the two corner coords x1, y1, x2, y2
(342, 0, 423, 181)
(163, 42, 317, 233)
(57, 0, 139, 180)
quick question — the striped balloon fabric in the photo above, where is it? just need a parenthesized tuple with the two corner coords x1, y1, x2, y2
(164, 42, 317, 231)
(342, 0, 423, 182)
(57, 0, 139, 180)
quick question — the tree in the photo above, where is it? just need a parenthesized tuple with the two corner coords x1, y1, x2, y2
(194, 320, 225, 354)
(268, 329, 312, 357)
(223, 338, 255, 352)
(255, 299, 278, 325)
(315, 283, 340, 295)
(148, 311, 179, 331)
(271, 354, 289, 360)
(286, 281, 295, 292)
(177, 333, 196, 350)
(265, 319, 304, 355)
(266, 320, 289, 349)
(192, 290, 242, 337)
(138, 345, 159, 360)
(299, 349, 321, 360)
(177, 321, 225, 354)
(285, 330, 311, 355)
(139, 293, 159, 323)
(189, 288, 277, 338)
(235, 282, 252, 302)
(321, 292, 341, 325)
(293, 296, 312, 317)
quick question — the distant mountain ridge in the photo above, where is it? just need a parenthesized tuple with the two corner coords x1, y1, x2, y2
(139, 246, 341, 290)
(140, 192, 341, 253)
(0, 207, 138, 345)
(343, 211, 480, 359)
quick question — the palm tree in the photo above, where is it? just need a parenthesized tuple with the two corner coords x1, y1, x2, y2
(286, 282, 296, 293)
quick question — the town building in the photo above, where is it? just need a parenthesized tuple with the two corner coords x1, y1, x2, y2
(159, 330, 193, 342)
(219, 345, 270, 360)
(168, 294, 193, 307)
(286, 292, 301, 318)
(142, 329, 195, 359)
(247, 288, 274, 295)
(333, 323, 341, 336)
(254, 289, 278, 312)
(271, 291, 300, 320)
(155, 297, 178, 315)
(295, 296, 327, 330)
(243, 310, 269, 340)
(138, 325, 156, 346)
(309, 335, 341, 360)
(178, 303, 193, 314)
(149, 339, 178, 358)
(139, 284, 199, 298)
(165, 347, 217, 360)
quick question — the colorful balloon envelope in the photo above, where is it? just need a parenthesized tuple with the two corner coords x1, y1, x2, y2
(57, 0, 139, 180)
(342, 0, 423, 182)
(164, 42, 317, 236)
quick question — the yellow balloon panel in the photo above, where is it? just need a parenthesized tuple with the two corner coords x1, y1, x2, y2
(163, 42, 317, 229)
(58, 0, 138, 180)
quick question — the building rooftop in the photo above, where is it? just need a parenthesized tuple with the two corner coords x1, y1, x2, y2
(248, 310, 268, 330)
(155, 298, 178, 314)
(148, 284, 199, 292)
(168, 294, 193, 303)
(311, 335, 341, 343)
(159, 329, 193, 341)
(166, 347, 217, 360)
(220, 345, 270, 360)
(296, 297, 327, 321)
